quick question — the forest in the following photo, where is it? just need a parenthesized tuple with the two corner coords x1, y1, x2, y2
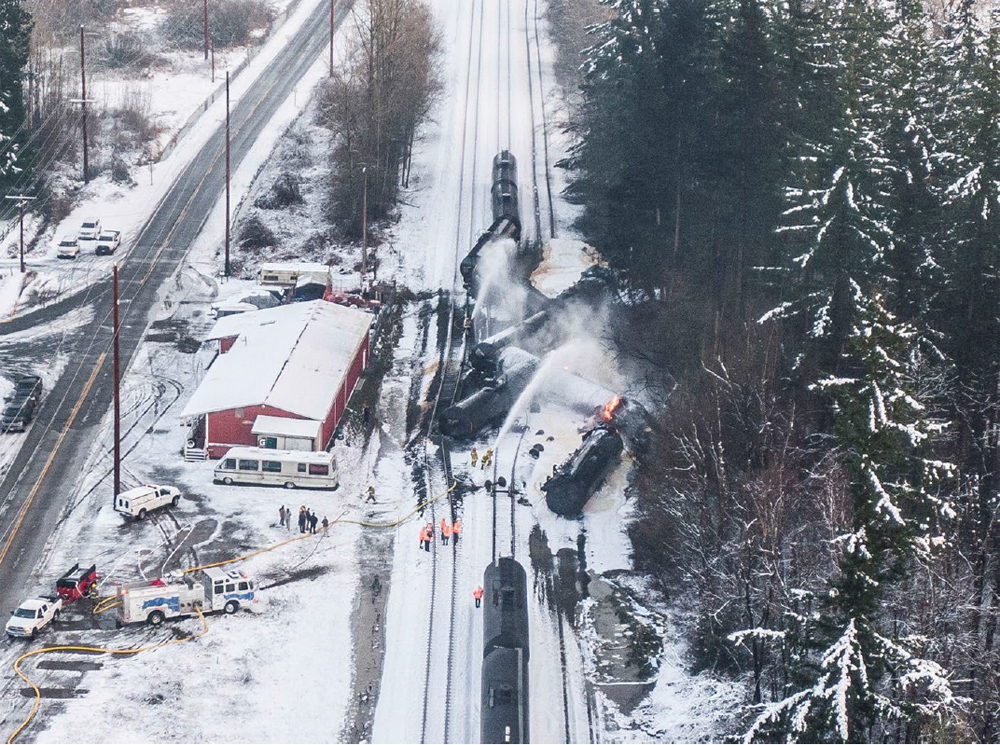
(563, 0, 1000, 741)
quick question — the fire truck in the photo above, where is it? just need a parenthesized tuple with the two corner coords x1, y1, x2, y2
(116, 567, 256, 627)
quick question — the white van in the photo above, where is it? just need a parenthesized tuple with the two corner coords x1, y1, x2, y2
(114, 484, 181, 520)
(214, 447, 339, 490)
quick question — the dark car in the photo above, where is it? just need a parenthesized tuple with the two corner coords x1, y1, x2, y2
(4, 394, 34, 417)
(1, 404, 33, 432)
(8, 376, 42, 405)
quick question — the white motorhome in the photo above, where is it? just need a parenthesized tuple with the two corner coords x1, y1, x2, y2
(213, 446, 339, 489)
(117, 567, 256, 626)
(114, 484, 181, 520)
(258, 262, 330, 288)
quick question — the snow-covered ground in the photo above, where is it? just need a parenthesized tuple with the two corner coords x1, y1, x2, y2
(0, 0, 328, 323)
(0, 0, 742, 740)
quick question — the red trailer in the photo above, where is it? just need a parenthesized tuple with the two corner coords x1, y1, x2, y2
(55, 563, 97, 604)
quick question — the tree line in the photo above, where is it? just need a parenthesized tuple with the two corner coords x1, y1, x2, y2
(566, 0, 1000, 740)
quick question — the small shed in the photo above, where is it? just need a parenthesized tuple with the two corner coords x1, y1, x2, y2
(251, 415, 323, 451)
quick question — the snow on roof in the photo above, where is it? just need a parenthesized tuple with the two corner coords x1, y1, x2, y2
(214, 446, 335, 464)
(251, 415, 323, 439)
(181, 300, 371, 421)
(203, 300, 319, 341)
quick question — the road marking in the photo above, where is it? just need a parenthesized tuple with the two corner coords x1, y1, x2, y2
(0, 354, 106, 570)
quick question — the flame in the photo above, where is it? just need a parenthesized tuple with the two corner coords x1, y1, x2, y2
(601, 395, 621, 421)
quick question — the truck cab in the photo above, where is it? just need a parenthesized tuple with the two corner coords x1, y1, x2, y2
(202, 567, 256, 614)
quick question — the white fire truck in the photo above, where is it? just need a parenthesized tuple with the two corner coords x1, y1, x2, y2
(116, 567, 256, 627)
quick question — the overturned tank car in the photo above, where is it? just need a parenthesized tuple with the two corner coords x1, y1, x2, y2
(542, 426, 624, 518)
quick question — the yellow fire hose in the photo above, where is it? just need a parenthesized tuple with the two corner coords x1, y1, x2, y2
(25, 479, 458, 741)
(7, 607, 209, 743)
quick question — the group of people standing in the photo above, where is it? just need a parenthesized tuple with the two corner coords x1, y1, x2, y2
(418, 517, 461, 551)
(278, 504, 327, 534)
(469, 446, 492, 470)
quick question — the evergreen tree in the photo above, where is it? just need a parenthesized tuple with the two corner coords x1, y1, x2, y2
(0, 0, 32, 195)
(743, 291, 957, 742)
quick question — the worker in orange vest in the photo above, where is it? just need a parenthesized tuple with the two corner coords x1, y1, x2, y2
(439, 517, 447, 536)
(473, 586, 484, 608)
(442, 521, 451, 546)
(419, 526, 430, 552)
(452, 520, 461, 547)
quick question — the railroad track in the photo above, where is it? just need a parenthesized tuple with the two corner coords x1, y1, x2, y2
(522, 0, 557, 244)
(417, 0, 487, 740)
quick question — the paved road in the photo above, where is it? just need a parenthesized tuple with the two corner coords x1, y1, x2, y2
(0, 0, 346, 616)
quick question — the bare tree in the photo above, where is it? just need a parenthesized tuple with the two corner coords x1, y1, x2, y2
(318, 0, 440, 238)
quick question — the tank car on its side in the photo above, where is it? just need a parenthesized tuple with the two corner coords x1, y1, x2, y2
(542, 425, 624, 518)
(481, 557, 530, 744)
(460, 216, 521, 292)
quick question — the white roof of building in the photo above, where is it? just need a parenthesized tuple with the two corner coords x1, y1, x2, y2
(204, 300, 319, 342)
(181, 300, 371, 421)
(251, 415, 323, 439)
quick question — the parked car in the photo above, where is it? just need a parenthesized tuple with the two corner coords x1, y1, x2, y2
(3, 395, 34, 419)
(77, 218, 101, 241)
(1, 403, 33, 432)
(114, 484, 181, 520)
(56, 235, 79, 259)
(6, 596, 62, 639)
(8, 375, 42, 403)
(95, 229, 121, 256)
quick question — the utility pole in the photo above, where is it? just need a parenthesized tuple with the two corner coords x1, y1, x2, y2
(361, 165, 368, 289)
(72, 26, 93, 184)
(211, 39, 216, 83)
(112, 262, 121, 500)
(330, 0, 337, 78)
(225, 70, 231, 278)
(4, 195, 35, 273)
(203, 0, 209, 61)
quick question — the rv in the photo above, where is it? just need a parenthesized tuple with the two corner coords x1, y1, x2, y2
(213, 446, 339, 490)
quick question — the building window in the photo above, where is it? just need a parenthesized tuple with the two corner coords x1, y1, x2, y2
(234, 408, 243, 418)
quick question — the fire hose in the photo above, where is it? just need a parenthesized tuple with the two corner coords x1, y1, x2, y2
(7, 607, 209, 744)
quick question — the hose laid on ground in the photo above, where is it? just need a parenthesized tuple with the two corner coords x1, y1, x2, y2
(181, 480, 457, 574)
(7, 607, 209, 744)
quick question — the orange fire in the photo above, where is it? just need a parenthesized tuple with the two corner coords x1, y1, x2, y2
(601, 395, 621, 421)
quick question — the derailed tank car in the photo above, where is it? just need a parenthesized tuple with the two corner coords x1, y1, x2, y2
(481, 557, 529, 744)
(542, 426, 624, 518)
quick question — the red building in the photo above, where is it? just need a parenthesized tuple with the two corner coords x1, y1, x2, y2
(181, 300, 372, 458)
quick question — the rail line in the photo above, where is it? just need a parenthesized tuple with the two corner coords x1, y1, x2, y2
(418, 0, 486, 740)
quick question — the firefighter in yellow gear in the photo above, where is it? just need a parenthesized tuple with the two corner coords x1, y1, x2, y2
(470, 447, 478, 467)
(481, 447, 493, 470)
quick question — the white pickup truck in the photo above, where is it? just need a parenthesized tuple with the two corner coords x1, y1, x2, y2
(114, 484, 181, 520)
(6, 596, 63, 639)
